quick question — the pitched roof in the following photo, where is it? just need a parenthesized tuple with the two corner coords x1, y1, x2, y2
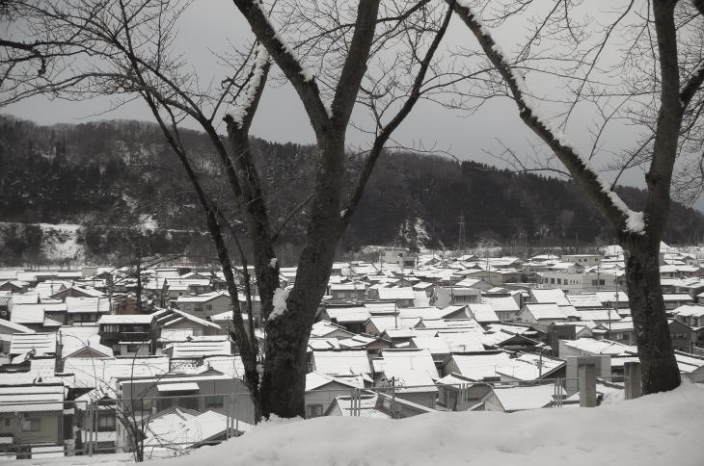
(305, 372, 358, 391)
(10, 303, 46, 324)
(531, 289, 570, 306)
(490, 384, 560, 411)
(449, 352, 514, 380)
(482, 296, 520, 313)
(523, 303, 568, 320)
(367, 316, 421, 333)
(560, 338, 636, 356)
(0, 318, 35, 335)
(9, 332, 57, 356)
(62, 356, 170, 388)
(98, 313, 154, 325)
(156, 307, 222, 329)
(311, 350, 372, 376)
(167, 338, 232, 359)
(0, 384, 64, 413)
(467, 303, 500, 323)
(324, 307, 372, 323)
(65, 296, 111, 313)
(673, 304, 704, 318)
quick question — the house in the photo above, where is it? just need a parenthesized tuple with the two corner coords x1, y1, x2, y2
(309, 350, 372, 379)
(62, 356, 170, 391)
(0, 319, 34, 354)
(465, 304, 500, 324)
(530, 289, 570, 306)
(0, 383, 65, 460)
(669, 318, 704, 353)
(597, 320, 636, 346)
(595, 291, 629, 309)
(431, 286, 481, 307)
(154, 307, 224, 343)
(58, 326, 113, 359)
(320, 306, 372, 334)
(328, 282, 368, 302)
(172, 291, 231, 318)
(574, 309, 622, 325)
(9, 333, 57, 359)
(480, 329, 541, 351)
(518, 303, 569, 327)
(435, 375, 493, 410)
(118, 370, 253, 420)
(373, 348, 439, 408)
(558, 337, 635, 358)
(364, 315, 421, 336)
(567, 294, 605, 309)
(0, 281, 28, 293)
(662, 294, 694, 310)
(9, 303, 67, 332)
(453, 278, 494, 292)
(436, 330, 487, 353)
(494, 352, 565, 381)
(50, 285, 104, 301)
(163, 336, 233, 360)
(674, 352, 704, 382)
(483, 383, 564, 412)
(97, 313, 156, 355)
(73, 387, 118, 455)
(324, 393, 389, 418)
(64, 297, 111, 325)
(143, 409, 248, 458)
(324, 392, 434, 419)
(537, 262, 585, 290)
(304, 372, 358, 418)
(443, 351, 514, 381)
(310, 320, 357, 339)
(369, 287, 416, 308)
(116, 370, 255, 449)
(481, 295, 521, 322)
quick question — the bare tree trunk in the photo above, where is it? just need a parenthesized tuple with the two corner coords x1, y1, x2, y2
(260, 136, 346, 418)
(622, 236, 681, 392)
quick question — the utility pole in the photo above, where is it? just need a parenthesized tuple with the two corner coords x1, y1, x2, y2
(457, 214, 466, 254)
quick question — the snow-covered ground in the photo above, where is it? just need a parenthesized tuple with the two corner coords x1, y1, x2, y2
(14, 382, 704, 466)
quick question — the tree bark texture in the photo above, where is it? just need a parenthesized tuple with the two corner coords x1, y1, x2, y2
(622, 236, 681, 393)
(260, 136, 347, 418)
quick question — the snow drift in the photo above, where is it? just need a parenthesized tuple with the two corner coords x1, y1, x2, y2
(151, 382, 703, 466)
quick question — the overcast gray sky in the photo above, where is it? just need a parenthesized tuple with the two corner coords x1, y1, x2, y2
(5, 0, 701, 211)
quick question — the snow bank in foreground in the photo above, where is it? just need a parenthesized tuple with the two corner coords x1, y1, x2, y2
(154, 382, 703, 466)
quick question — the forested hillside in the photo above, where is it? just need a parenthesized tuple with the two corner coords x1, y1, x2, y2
(1, 116, 702, 264)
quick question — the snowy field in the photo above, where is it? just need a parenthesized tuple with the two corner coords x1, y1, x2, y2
(15, 382, 704, 466)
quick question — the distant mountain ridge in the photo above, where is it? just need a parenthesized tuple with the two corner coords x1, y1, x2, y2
(0, 115, 702, 264)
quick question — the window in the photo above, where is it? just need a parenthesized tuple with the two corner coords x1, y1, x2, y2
(97, 413, 116, 431)
(20, 417, 40, 432)
(306, 404, 324, 418)
(205, 396, 224, 410)
(3, 418, 10, 427)
(206, 304, 213, 311)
